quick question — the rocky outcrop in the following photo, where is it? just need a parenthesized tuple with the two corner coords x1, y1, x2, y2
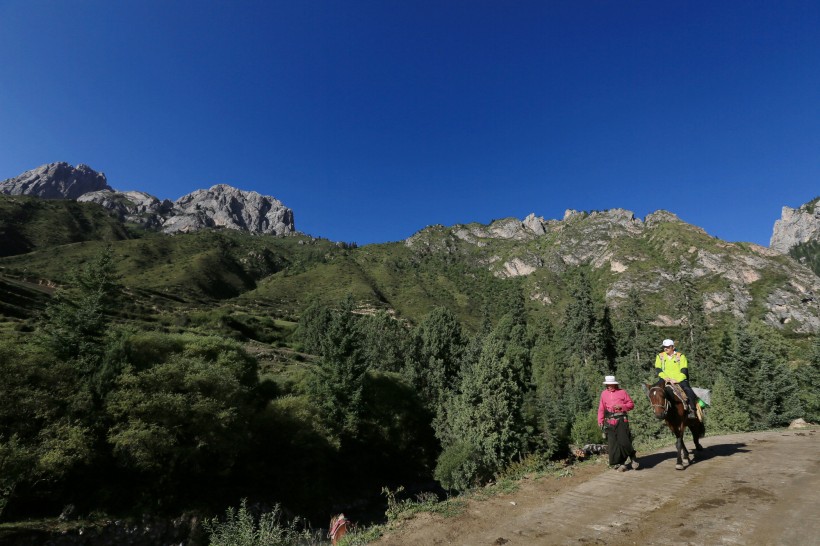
(0, 162, 111, 199)
(406, 207, 820, 333)
(162, 184, 295, 236)
(78, 190, 173, 228)
(2, 163, 296, 237)
(770, 199, 820, 253)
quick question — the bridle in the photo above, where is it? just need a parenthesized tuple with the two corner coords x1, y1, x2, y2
(648, 385, 669, 417)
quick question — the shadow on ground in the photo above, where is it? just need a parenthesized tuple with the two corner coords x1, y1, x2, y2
(637, 442, 750, 470)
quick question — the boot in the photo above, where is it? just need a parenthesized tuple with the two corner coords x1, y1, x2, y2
(630, 457, 640, 470)
(687, 403, 697, 419)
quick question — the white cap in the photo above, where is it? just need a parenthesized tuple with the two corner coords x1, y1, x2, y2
(662, 339, 675, 347)
(603, 375, 619, 385)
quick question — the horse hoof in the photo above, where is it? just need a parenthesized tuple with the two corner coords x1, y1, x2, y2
(675, 464, 684, 470)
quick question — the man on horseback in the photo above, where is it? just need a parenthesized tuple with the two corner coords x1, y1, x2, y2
(655, 339, 699, 419)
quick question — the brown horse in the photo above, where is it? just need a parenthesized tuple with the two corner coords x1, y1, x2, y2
(646, 381, 705, 470)
(329, 513, 352, 545)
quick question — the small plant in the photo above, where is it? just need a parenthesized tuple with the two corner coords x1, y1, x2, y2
(381, 485, 406, 523)
(202, 498, 314, 546)
(381, 486, 461, 524)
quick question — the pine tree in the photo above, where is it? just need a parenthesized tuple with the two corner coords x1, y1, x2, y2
(614, 288, 656, 388)
(724, 323, 761, 418)
(37, 246, 121, 368)
(404, 307, 465, 412)
(436, 314, 530, 488)
(357, 310, 407, 372)
(756, 359, 802, 428)
(795, 337, 820, 423)
(529, 316, 571, 455)
(308, 296, 368, 439)
(562, 270, 606, 369)
(561, 269, 609, 408)
(675, 275, 715, 386)
(294, 300, 332, 355)
(725, 321, 803, 429)
(708, 374, 750, 432)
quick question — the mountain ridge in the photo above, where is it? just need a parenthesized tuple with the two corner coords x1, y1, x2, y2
(1, 162, 296, 237)
(1, 162, 819, 335)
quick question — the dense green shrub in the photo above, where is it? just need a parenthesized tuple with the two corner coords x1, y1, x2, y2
(434, 442, 480, 492)
(570, 409, 601, 446)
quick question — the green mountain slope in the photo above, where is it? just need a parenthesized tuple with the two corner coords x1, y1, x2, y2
(0, 194, 130, 257)
(1, 200, 818, 338)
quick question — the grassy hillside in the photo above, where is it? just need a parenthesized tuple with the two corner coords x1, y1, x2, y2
(1, 201, 818, 342)
(0, 194, 131, 256)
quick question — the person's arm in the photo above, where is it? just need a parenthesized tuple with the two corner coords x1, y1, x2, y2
(680, 353, 689, 380)
(597, 393, 606, 426)
(622, 390, 635, 412)
(654, 353, 664, 380)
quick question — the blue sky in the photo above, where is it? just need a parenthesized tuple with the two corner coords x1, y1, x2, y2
(1, 1, 818, 246)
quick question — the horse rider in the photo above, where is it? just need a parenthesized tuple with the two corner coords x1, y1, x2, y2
(655, 339, 698, 419)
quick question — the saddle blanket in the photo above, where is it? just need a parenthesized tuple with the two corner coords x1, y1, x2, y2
(692, 387, 711, 406)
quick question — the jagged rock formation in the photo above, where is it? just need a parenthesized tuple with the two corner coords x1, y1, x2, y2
(0, 162, 111, 199)
(406, 208, 820, 333)
(1, 163, 296, 236)
(78, 190, 174, 229)
(162, 184, 295, 235)
(770, 199, 820, 253)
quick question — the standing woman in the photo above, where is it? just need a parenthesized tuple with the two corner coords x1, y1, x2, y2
(597, 375, 639, 471)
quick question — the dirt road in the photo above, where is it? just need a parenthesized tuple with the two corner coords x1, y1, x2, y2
(374, 428, 819, 546)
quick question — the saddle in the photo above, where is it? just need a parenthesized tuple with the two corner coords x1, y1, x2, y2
(666, 382, 688, 406)
(665, 382, 702, 421)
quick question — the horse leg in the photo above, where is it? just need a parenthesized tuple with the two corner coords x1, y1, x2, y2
(675, 435, 685, 470)
(682, 440, 692, 465)
(681, 432, 692, 466)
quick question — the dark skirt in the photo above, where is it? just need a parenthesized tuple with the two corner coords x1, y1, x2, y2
(605, 415, 635, 466)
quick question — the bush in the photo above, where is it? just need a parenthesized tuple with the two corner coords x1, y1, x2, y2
(434, 442, 480, 492)
(570, 409, 601, 446)
(202, 498, 314, 546)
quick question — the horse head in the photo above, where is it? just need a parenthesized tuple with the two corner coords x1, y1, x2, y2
(646, 383, 669, 420)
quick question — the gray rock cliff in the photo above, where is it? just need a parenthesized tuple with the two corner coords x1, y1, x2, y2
(77, 190, 174, 229)
(770, 199, 820, 253)
(162, 184, 295, 236)
(0, 162, 111, 199)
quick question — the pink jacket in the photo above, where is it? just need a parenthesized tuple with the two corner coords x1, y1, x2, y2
(597, 387, 635, 426)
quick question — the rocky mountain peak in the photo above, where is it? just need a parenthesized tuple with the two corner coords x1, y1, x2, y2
(78, 190, 174, 229)
(162, 184, 295, 235)
(1, 163, 296, 237)
(770, 198, 820, 253)
(0, 162, 111, 199)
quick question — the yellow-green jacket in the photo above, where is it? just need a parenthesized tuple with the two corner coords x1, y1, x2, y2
(655, 351, 689, 382)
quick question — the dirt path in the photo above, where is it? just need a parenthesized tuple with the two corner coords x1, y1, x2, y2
(374, 428, 820, 546)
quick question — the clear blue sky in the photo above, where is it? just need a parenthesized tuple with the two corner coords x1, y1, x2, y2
(1, 1, 818, 246)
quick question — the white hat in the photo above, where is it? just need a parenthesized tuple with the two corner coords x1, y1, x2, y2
(603, 375, 619, 385)
(662, 339, 675, 347)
